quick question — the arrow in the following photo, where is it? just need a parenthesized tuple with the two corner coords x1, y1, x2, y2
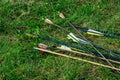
(34, 47, 120, 72)
(37, 43, 120, 64)
(25, 33, 87, 52)
(75, 26, 120, 39)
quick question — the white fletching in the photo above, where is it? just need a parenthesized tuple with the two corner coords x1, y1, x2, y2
(88, 29, 103, 35)
(38, 43, 48, 49)
(59, 13, 65, 19)
(33, 47, 39, 50)
(45, 19, 53, 24)
(59, 45, 72, 51)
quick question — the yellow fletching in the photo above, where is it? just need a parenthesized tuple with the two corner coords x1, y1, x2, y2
(87, 32, 103, 36)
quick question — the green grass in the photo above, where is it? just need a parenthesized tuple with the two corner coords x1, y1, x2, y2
(0, 0, 120, 80)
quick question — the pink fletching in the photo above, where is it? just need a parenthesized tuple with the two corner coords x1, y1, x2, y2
(45, 19, 53, 24)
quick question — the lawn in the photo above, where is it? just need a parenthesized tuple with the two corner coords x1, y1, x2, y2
(0, 0, 120, 80)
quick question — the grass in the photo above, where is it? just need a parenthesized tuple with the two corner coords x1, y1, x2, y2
(0, 0, 120, 80)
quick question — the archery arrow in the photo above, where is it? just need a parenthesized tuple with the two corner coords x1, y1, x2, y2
(75, 26, 120, 39)
(25, 33, 87, 52)
(59, 13, 120, 39)
(37, 43, 120, 64)
(34, 47, 120, 72)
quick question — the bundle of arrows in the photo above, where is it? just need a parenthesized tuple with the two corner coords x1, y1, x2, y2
(26, 13, 120, 73)
(33, 43, 120, 72)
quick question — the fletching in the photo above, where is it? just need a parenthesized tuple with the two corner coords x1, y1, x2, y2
(67, 35, 78, 42)
(67, 33, 89, 44)
(45, 19, 53, 24)
(59, 13, 65, 19)
(87, 29, 104, 36)
(59, 45, 72, 51)
(38, 43, 48, 49)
